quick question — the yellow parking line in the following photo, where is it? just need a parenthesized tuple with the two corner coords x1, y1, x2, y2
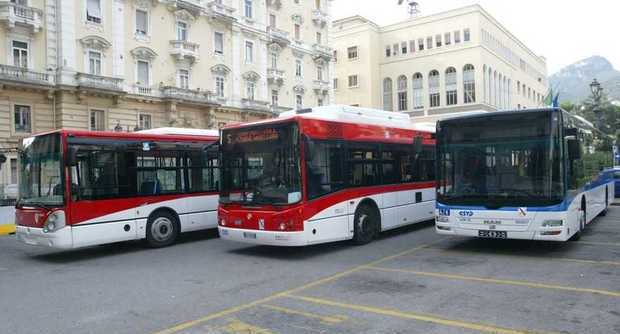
(152, 237, 449, 334)
(216, 318, 274, 334)
(365, 266, 620, 298)
(286, 294, 556, 334)
(260, 304, 348, 324)
(0, 224, 15, 235)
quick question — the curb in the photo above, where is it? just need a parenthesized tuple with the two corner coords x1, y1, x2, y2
(0, 224, 15, 236)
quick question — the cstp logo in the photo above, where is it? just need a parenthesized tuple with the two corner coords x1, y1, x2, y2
(458, 210, 474, 217)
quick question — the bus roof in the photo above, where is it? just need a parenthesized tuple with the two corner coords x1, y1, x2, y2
(28, 128, 219, 142)
(437, 108, 562, 125)
(137, 127, 219, 137)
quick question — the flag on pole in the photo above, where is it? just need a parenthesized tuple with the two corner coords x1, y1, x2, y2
(552, 93, 560, 108)
(543, 88, 553, 106)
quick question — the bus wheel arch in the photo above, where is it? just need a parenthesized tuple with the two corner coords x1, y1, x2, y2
(352, 199, 381, 245)
(600, 187, 609, 216)
(145, 208, 181, 248)
(571, 197, 586, 241)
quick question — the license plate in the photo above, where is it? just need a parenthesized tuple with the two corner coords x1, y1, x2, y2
(243, 232, 257, 239)
(478, 230, 507, 239)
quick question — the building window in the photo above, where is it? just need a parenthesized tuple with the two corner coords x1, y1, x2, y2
(176, 21, 188, 41)
(271, 90, 278, 106)
(317, 66, 323, 81)
(333, 78, 338, 89)
(296, 95, 303, 109)
(90, 109, 105, 131)
(271, 52, 278, 69)
(392, 44, 398, 56)
(426, 37, 433, 49)
(412, 73, 423, 109)
(429, 70, 440, 107)
(269, 14, 276, 28)
(295, 59, 302, 77)
(14, 104, 31, 133)
(401, 42, 407, 55)
(385, 46, 391, 57)
(215, 76, 225, 98)
(137, 60, 149, 86)
(244, 0, 252, 18)
(88, 51, 102, 75)
(418, 38, 424, 51)
(436, 34, 442, 47)
(294, 24, 301, 40)
(454, 30, 461, 43)
(316, 32, 322, 44)
(348, 75, 358, 88)
(445, 67, 457, 106)
(409, 40, 415, 54)
(333, 50, 338, 62)
(246, 81, 255, 100)
(347, 46, 358, 60)
(397, 75, 408, 111)
(12, 41, 28, 68)
(245, 41, 253, 63)
(178, 69, 189, 89)
(135, 9, 148, 36)
(86, 0, 102, 24)
(317, 98, 324, 106)
(214, 32, 224, 55)
(10, 159, 17, 185)
(382, 78, 393, 111)
(464, 28, 471, 42)
(463, 64, 476, 104)
(445, 32, 451, 45)
(139, 114, 152, 130)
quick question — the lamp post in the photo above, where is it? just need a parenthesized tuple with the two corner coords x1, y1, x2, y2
(590, 78, 603, 129)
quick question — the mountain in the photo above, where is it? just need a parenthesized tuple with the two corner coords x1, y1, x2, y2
(549, 56, 620, 104)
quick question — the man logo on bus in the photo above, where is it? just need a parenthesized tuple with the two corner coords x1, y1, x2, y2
(458, 210, 474, 217)
(518, 207, 527, 217)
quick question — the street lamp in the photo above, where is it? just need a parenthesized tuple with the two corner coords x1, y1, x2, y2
(590, 78, 603, 129)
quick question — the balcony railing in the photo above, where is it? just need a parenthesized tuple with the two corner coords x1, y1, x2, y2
(267, 26, 290, 46)
(75, 73, 124, 92)
(0, 64, 53, 86)
(311, 9, 328, 27)
(206, 1, 235, 22)
(267, 68, 284, 86)
(266, 0, 282, 10)
(161, 86, 216, 104)
(0, 3, 43, 33)
(312, 43, 333, 60)
(170, 40, 200, 63)
(313, 79, 330, 94)
(130, 85, 161, 97)
(241, 98, 270, 111)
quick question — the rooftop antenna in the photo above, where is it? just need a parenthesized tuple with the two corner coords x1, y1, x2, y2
(398, 0, 420, 19)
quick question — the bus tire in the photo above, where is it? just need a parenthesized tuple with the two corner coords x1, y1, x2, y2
(352, 204, 379, 245)
(145, 211, 179, 248)
(570, 208, 585, 241)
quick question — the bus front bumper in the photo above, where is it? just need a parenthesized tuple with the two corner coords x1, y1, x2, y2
(435, 224, 570, 241)
(218, 226, 308, 246)
(15, 226, 73, 249)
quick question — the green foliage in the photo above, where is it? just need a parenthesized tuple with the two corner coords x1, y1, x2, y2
(572, 91, 620, 143)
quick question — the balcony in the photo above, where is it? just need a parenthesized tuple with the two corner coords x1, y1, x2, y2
(241, 98, 270, 112)
(130, 85, 161, 98)
(312, 43, 333, 61)
(206, 1, 236, 23)
(267, 68, 284, 86)
(0, 3, 43, 33)
(170, 40, 200, 63)
(311, 9, 328, 28)
(0, 64, 54, 87)
(75, 73, 124, 93)
(161, 86, 217, 105)
(267, 26, 290, 47)
(266, 0, 281, 10)
(313, 80, 330, 95)
(160, 0, 203, 16)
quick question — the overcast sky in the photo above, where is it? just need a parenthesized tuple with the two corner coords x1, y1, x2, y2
(331, 0, 620, 74)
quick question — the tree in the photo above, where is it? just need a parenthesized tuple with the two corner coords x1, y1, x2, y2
(575, 91, 620, 143)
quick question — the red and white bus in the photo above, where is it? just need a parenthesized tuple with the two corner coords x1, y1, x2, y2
(218, 106, 436, 246)
(15, 128, 219, 249)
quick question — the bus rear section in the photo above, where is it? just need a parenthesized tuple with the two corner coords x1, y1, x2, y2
(15, 129, 220, 249)
(435, 108, 614, 241)
(218, 106, 436, 246)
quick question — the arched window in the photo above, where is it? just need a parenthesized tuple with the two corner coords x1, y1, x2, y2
(487, 67, 493, 106)
(507, 78, 511, 108)
(383, 78, 393, 111)
(397, 75, 408, 111)
(429, 70, 440, 107)
(463, 64, 475, 104)
(445, 67, 457, 106)
(412, 73, 423, 109)
(483, 65, 487, 104)
(498, 73, 503, 108)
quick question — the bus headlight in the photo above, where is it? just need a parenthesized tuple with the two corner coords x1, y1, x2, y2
(542, 220, 563, 227)
(43, 211, 66, 233)
(436, 215, 450, 223)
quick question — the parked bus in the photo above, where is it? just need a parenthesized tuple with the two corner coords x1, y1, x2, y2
(435, 108, 615, 241)
(218, 105, 435, 246)
(15, 128, 219, 249)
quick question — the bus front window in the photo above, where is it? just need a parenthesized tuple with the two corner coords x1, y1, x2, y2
(18, 133, 64, 208)
(437, 111, 563, 208)
(220, 124, 301, 205)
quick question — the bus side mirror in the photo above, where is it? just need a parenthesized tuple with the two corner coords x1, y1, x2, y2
(567, 139, 581, 160)
(67, 146, 78, 166)
(303, 135, 315, 162)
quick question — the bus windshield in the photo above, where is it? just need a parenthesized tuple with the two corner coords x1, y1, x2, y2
(220, 123, 301, 205)
(437, 111, 564, 208)
(18, 133, 64, 208)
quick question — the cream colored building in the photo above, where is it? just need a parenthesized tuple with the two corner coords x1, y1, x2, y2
(332, 5, 548, 123)
(0, 0, 334, 193)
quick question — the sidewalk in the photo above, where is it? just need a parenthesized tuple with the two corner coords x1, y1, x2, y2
(0, 206, 15, 235)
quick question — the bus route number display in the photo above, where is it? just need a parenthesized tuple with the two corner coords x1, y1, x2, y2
(226, 128, 279, 145)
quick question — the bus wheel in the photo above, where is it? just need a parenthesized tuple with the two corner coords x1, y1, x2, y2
(146, 211, 179, 248)
(353, 205, 379, 245)
(570, 210, 585, 241)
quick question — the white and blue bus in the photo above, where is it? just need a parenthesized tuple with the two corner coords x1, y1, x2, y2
(435, 108, 615, 241)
